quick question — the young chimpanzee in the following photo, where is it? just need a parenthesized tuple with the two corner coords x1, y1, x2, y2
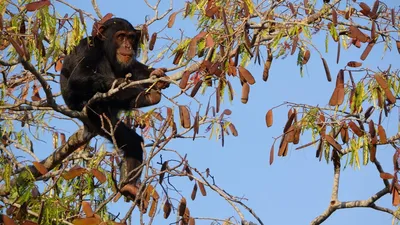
(60, 18, 168, 187)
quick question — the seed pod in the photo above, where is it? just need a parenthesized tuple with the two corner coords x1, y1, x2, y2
(266, 109, 273, 127)
(179, 105, 191, 128)
(179, 71, 190, 89)
(149, 32, 157, 50)
(241, 82, 250, 104)
(321, 58, 332, 82)
(238, 66, 255, 85)
(332, 9, 338, 27)
(190, 80, 203, 97)
(302, 50, 310, 64)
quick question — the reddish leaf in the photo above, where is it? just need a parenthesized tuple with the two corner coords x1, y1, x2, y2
(348, 121, 364, 136)
(302, 50, 310, 64)
(360, 41, 375, 61)
(178, 197, 186, 216)
(331, 9, 338, 27)
(2, 215, 17, 225)
(191, 183, 198, 200)
(241, 83, 250, 104)
(62, 166, 87, 180)
(266, 109, 273, 127)
(168, 12, 178, 28)
(269, 143, 274, 165)
(82, 202, 94, 217)
(149, 32, 157, 51)
(347, 61, 362, 67)
(179, 71, 190, 89)
(91, 169, 106, 184)
(374, 74, 396, 104)
(325, 135, 342, 151)
(33, 161, 48, 175)
(72, 217, 101, 225)
(198, 181, 207, 196)
(179, 105, 191, 128)
(380, 172, 394, 180)
(377, 125, 387, 144)
(229, 123, 238, 137)
(163, 200, 171, 219)
(25, 0, 50, 12)
(238, 66, 255, 85)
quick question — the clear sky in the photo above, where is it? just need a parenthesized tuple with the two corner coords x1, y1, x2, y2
(49, 1, 400, 224)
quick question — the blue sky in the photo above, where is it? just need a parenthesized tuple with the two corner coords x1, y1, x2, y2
(47, 1, 400, 224)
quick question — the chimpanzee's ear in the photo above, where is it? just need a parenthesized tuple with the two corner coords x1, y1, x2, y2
(92, 22, 106, 40)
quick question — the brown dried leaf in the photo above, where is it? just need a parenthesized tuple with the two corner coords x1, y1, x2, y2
(227, 80, 234, 101)
(191, 183, 198, 200)
(392, 9, 396, 26)
(393, 187, 400, 206)
(179, 71, 190, 89)
(25, 0, 50, 12)
(179, 105, 191, 128)
(198, 181, 207, 196)
(62, 166, 86, 180)
(266, 109, 273, 127)
(374, 74, 396, 104)
(263, 50, 273, 81)
(72, 218, 101, 225)
(149, 199, 157, 217)
(82, 202, 94, 218)
(331, 9, 338, 27)
(396, 41, 400, 55)
(325, 135, 342, 151)
(371, 20, 376, 41)
(173, 50, 184, 65)
(241, 82, 250, 104)
(229, 123, 238, 137)
(178, 197, 187, 216)
(348, 121, 363, 136)
(359, 2, 371, 16)
(378, 125, 387, 144)
(347, 61, 362, 67)
(349, 26, 369, 43)
(291, 36, 298, 55)
(149, 32, 157, 51)
(380, 172, 394, 180)
(2, 215, 17, 225)
(302, 50, 310, 64)
(269, 143, 274, 165)
(289, 3, 296, 15)
(168, 12, 178, 28)
(190, 80, 202, 97)
(91, 169, 106, 184)
(187, 38, 197, 59)
(360, 41, 375, 61)
(33, 161, 48, 175)
(189, 217, 195, 225)
(340, 124, 349, 143)
(238, 66, 255, 85)
(321, 58, 332, 82)
(163, 200, 171, 219)
(205, 35, 214, 48)
(9, 37, 25, 59)
(278, 138, 289, 157)
(368, 120, 376, 137)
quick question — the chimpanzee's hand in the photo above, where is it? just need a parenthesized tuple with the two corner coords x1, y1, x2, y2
(150, 68, 170, 89)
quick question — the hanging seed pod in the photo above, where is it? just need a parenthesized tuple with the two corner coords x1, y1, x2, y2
(241, 82, 250, 104)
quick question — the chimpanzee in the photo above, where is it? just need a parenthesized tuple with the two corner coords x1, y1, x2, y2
(60, 18, 168, 187)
